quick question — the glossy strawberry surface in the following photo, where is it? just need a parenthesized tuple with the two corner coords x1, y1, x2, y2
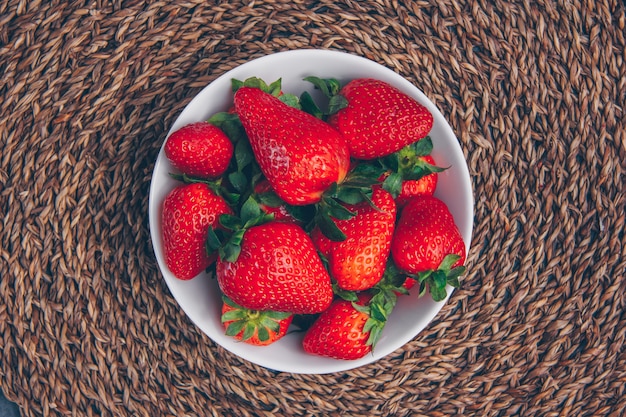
(165, 121, 233, 178)
(302, 294, 373, 360)
(234, 87, 350, 205)
(329, 78, 433, 160)
(162, 183, 233, 280)
(312, 188, 397, 291)
(216, 221, 333, 314)
(391, 195, 465, 274)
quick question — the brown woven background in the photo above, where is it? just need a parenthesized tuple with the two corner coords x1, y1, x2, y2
(1, 0, 625, 416)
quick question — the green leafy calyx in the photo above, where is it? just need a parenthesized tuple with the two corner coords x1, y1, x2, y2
(300, 76, 348, 120)
(309, 163, 384, 241)
(207, 197, 274, 263)
(352, 298, 389, 349)
(221, 296, 291, 343)
(231, 77, 301, 109)
(379, 137, 447, 198)
(412, 254, 465, 302)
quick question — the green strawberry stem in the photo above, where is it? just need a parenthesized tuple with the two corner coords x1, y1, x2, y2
(254, 188, 317, 224)
(411, 254, 466, 302)
(352, 300, 388, 349)
(207, 111, 259, 202)
(248, 164, 384, 242)
(331, 261, 408, 350)
(231, 77, 283, 96)
(312, 190, 355, 241)
(207, 196, 274, 263)
(308, 163, 385, 241)
(336, 163, 384, 204)
(330, 288, 390, 350)
(300, 76, 348, 120)
(332, 283, 359, 302)
(221, 295, 291, 343)
(378, 137, 447, 198)
(369, 260, 408, 309)
(231, 77, 301, 108)
(207, 112, 247, 146)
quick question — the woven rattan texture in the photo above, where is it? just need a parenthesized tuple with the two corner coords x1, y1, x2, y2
(1, 0, 625, 416)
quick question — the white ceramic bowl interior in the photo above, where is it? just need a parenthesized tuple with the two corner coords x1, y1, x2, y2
(148, 49, 474, 374)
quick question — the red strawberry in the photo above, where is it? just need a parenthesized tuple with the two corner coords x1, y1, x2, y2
(216, 221, 333, 314)
(165, 121, 234, 178)
(379, 154, 439, 208)
(390, 195, 466, 301)
(303, 293, 386, 360)
(377, 137, 444, 209)
(328, 78, 433, 159)
(311, 227, 333, 259)
(401, 276, 418, 292)
(233, 87, 350, 206)
(392, 195, 465, 271)
(311, 188, 396, 291)
(221, 296, 293, 346)
(162, 183, 234, 280)
(396, 174, 438, 208)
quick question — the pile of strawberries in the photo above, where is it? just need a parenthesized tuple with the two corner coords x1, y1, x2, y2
(160, 76, 467, 360)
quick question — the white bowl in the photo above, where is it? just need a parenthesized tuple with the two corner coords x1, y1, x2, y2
(148, 49, 474, 374)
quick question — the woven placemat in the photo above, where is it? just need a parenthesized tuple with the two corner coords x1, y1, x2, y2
(1, 1, 625, 416)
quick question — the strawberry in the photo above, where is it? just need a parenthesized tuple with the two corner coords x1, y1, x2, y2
(326, 78, 433, 159)
(390, 195, 466, 301)
(233, 86, 350, 206)
(311, 187, 396, 291)
(376, 137, 444, 211)
(395, 170, 438, 207)
(400, 276, 418, 292)
(379, 155, 439, 208)
(302, 293, 387, 360)
(165, 121, 234, 178)
(221, 295, 293, 346)
(215, 220, 334, 314)
(225, 77, 299, 112)
(162, 183, 234, 280)
(380, 172, 438, 208)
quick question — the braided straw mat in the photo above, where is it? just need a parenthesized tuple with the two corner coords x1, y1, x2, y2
(1, 0, 625, 416)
